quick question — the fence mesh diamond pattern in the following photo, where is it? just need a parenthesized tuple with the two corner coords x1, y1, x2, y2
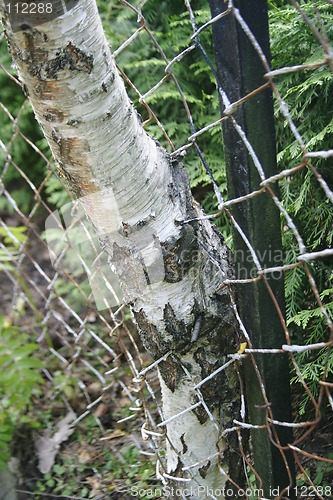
(0, 1, 332, 499)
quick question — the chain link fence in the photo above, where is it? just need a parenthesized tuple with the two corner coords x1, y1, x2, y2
(0, 0, 332, 498)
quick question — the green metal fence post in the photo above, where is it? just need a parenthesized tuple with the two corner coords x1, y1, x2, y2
(208, 1, 295, 497)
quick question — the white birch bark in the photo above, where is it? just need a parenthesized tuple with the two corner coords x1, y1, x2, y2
(0, 1, 242, 497)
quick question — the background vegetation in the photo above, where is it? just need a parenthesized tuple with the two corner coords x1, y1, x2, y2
(0, 0, 332, 497)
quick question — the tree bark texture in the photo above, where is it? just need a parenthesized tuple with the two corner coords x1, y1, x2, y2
(0, 1, 242, 496)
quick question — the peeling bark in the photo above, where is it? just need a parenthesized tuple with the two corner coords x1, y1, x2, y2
(0, 1, 242, 496)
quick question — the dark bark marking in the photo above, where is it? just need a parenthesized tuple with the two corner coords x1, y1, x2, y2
(161, 240, 182, 283)
(17, 29, 47, 71)
(26, 41, 93, 80)
(163, 303, 189, 349)
(101, 73, 115, 93)
(193, 403, 209, 425)
(160, 224, 197, 283)
(66, 118, 82, 127)
(134, 309, 169, 359)
(22, 83, 29, 98)
(199, 460, 211, 479)
(44, 108, 65, 123)
(51, 128, 61, 146)
(44, 42, 93, 78)
(180, 433, 188, 454)
(159, 359, 184, 393)
(169, 157, 197, 225)
(172, 457, 185, 480)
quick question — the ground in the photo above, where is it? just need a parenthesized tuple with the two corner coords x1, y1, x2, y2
(0, 208, 332, 499)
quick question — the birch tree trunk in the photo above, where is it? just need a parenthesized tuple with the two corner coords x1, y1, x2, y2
(0, 1, 242, 496)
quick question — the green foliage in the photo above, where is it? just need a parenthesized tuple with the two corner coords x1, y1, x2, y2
(271, 2, 333, 163)
(0, 225, 27, 247)
(0, 316, 43, 464)
(43, 172, 71, 209)
(296, 452, 333, 488)
(52, 370, 78, 400)
(0, 225, 27, 272)
(0, 29, 70, 214)
(0, 32, 46, 213)
(269, 2, 333, 412)
(288, 287, 333, 414)
(288, 288, 333, 330)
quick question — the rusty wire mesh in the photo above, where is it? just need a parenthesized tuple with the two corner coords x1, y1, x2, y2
(0, 0, 332, 498)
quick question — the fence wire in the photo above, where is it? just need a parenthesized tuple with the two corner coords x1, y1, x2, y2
(0, 0, 332, 499)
